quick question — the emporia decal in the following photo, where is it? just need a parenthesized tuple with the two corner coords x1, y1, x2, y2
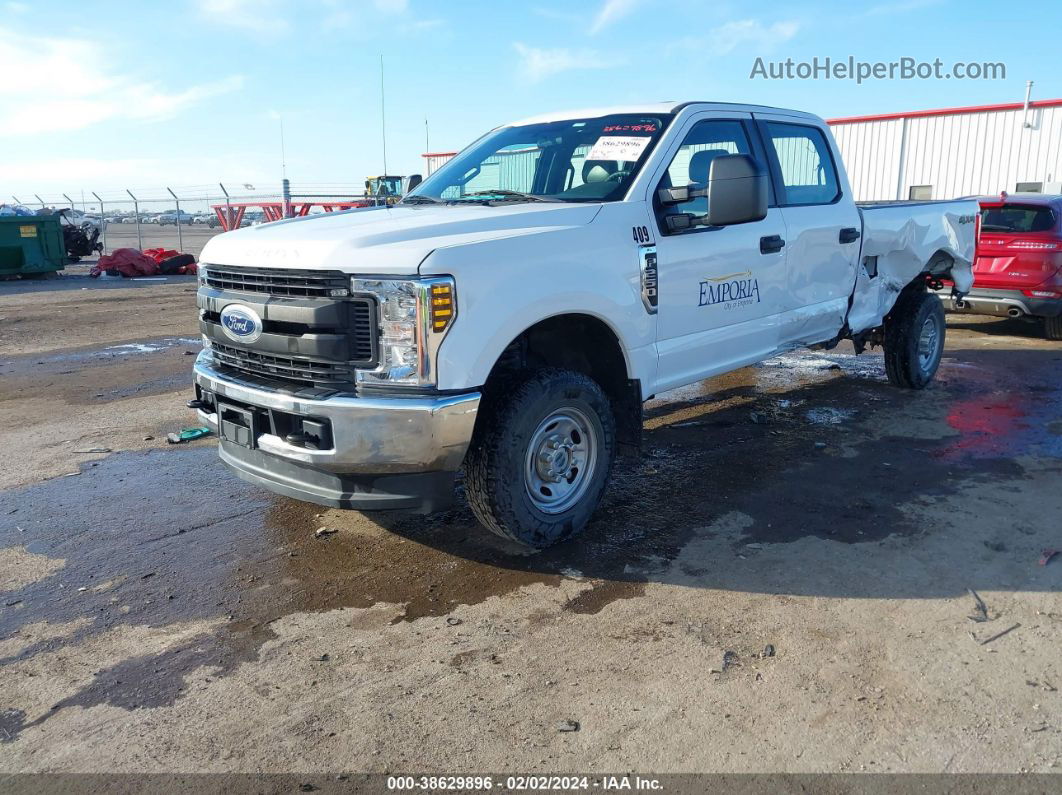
(698, 270, 760, 310)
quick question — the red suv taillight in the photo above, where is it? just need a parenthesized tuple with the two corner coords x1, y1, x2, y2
(1007, 240, 1060, 250)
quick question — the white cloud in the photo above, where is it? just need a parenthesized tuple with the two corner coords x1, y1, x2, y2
(195, 0, 290, 36)
(669, 19, 800, 57)
(589, 0, 643, 34)
(316, 0, 446, 38)
(514, 42, 616, 83)
(0, 27, 243, 136)
(5, 2, 29, 13)
(709, 19, 800, 55)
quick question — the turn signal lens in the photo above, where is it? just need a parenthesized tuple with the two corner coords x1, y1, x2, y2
(429, 283, 455, 333)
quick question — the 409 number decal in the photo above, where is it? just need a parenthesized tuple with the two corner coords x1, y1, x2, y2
(632, 225, 652, 244)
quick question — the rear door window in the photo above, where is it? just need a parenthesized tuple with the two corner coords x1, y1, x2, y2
(980, 204, 1057, 234)
(764, 122, 840, 205)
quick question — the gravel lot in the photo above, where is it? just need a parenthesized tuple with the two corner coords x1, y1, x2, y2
(0, 275, 1060, 776)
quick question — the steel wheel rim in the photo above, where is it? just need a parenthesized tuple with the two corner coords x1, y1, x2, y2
(917, 314, 941, 373)
(524, 407, 598, 515)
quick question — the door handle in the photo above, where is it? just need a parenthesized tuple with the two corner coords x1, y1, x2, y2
(839, 227, 861, 244)
(760, 235, 785, 254)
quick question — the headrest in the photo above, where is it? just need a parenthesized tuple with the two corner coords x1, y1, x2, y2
(582, 160, 618, 183)
(689, 149, 732, 184)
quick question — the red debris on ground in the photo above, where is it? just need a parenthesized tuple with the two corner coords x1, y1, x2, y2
(90, 248, 197, 278)
(143, 248, 179, 263)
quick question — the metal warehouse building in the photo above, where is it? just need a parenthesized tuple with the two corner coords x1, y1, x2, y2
(422, 97, 1062, 202)
(828, 97, 1062, 201)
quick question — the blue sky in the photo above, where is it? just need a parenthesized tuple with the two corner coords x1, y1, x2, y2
(2, 0, 1059, 205)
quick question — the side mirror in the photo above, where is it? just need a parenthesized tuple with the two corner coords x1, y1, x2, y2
(405, 174, 423, 193)
(705, 154, 768, 226)
(661, 154, 768, 232)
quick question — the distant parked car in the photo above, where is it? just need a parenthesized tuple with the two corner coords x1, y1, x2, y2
(939, 193, 1062, 339)
(155, 211, 195, 226)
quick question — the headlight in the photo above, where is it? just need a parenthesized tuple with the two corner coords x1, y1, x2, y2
(351, 276, 456, 388)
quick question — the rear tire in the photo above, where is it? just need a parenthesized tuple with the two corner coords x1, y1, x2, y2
(883, 288, 946, 389)
(1045, 315, 1062, 341)
(464, 368, 615, 548)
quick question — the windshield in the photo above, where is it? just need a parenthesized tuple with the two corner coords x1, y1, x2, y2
(405, 113, 672, 204)
(981, 204, 1057, 233)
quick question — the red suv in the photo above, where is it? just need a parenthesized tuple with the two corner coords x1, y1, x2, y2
(942, 194, 1062, 339)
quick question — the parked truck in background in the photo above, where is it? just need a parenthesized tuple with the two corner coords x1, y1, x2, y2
(191, 101, 977, 547)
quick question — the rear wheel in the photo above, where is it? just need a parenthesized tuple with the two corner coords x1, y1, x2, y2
(884, 288, 946, 389)
(464, 368, 615, 548)
(1045, 315, 1062, 341)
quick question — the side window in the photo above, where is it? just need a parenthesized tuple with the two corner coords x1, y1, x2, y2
(659, 119, 752, 222)
(765, 122, 840, 205)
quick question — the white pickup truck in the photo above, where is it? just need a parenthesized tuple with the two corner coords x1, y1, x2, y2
(192, 102, 977, 547)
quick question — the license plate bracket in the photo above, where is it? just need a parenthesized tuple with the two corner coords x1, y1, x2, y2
(218, 402, 258, 449)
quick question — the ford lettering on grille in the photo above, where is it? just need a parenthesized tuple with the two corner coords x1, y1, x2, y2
(219, 304, 263, 343)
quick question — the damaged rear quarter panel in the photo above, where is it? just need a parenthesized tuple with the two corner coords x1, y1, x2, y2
(846, 201, 978, 334)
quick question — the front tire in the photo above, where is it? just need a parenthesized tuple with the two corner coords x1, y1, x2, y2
(464, 368, 616, 548)
(883, 288, 946, 389)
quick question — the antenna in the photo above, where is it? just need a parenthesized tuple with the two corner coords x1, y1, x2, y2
(380, 54, 388, 176)
(425, 117, 430, 153)
(279, 114, 288, 179)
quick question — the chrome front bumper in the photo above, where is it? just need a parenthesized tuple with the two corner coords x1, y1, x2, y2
(192, 351, 481, 510)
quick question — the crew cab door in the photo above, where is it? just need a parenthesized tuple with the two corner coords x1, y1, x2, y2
(646, 112, 788, 392)
(753, 115, 862, 345)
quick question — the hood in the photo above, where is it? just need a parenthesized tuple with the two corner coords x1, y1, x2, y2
(199, 202, 602, 274)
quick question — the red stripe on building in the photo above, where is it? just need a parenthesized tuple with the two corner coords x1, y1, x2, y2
(827, 98, 1062, 125)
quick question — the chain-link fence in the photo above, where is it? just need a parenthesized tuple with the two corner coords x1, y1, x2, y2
(2, 182, 375, 257)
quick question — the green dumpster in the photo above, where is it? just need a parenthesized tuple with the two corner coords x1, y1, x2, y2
(0, 215, 67, 277)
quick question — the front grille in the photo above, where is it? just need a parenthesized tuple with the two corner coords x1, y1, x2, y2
(211, 342, 353, 388)
(348, 300, 374, 361)
(203, 265, 350, 298)
(201, 304, 376, 366)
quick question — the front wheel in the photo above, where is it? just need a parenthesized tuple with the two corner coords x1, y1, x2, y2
(883, 289, 946, 389)
(464, 369, 615, 548)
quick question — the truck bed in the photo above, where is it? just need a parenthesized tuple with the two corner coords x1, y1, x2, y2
(846, 199, 978, 334)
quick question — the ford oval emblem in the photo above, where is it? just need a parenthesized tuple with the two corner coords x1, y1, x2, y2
(219, 303, 263, 343)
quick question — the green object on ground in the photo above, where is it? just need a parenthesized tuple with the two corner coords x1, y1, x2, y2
(0, 215, 67, 276)
(166, 427, 213, 444)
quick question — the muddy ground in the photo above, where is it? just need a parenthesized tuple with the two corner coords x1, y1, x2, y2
(0, 275, 1060, 776)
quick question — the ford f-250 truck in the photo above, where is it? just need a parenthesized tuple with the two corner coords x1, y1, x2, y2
(191, 102, 976, 547)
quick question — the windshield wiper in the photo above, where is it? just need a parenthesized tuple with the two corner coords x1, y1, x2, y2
(400, 194, 444, 205)
(457, 190, 563, 203)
